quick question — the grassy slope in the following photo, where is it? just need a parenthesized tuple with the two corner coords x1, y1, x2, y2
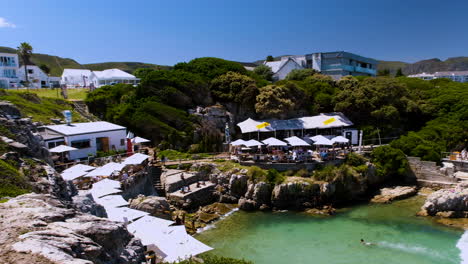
(10, 88, 89, 100)
(0, 90, 88, 123)
(84, 62, 171, 74)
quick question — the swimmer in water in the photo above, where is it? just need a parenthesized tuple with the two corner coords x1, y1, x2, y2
(360, 239, 374, 246)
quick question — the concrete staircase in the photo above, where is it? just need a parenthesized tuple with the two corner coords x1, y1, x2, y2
(150, 166, 165, 196)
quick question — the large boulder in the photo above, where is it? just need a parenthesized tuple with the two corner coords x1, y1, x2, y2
(229, 174, 248, 198)
(73, 191, 107, 217)
(128, 195, 171, 219)
(0, 194, 145, 264)
(238, 198, 257, 211)
(271, 180, 334, 210)
(245, 182, 272, 206)
(371, 186, 417, 204)
(419, 183, 468, 217)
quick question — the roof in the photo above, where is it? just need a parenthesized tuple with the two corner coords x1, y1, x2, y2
(310, 135, 333, 145)
(86, 162, 126, 177)
(95, 194, 129, 209)
(230, 139, 247, 146)
(434, 71, 468, 76)
(122, 153, 149, 165)
(237, 113, 353, 133)
(262, 137, 288, 147)
(93, 69, 138, 80)
(61, 164, 95, 181)
(244, 139, 263, 147)
(45, 121, 126, 136)
(62, 69, 94, 77)
(264, 61, 283, 73)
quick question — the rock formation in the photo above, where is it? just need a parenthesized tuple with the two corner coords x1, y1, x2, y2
(419, 183, 468, 218)
(371, 186, 417, 204)
(129, 194, 171, 219)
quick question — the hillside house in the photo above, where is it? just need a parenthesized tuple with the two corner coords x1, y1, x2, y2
(40, 121, 127, 160)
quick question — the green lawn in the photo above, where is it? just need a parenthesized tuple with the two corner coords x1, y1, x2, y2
(9, 88, 89, 100)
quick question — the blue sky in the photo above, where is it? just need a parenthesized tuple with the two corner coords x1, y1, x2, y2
(2, 0, 468, 65)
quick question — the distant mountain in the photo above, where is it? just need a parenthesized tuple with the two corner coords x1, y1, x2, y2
(378, 57, 468, 75)
(0, 46, 169, 77)
(83, 62, 171, 73)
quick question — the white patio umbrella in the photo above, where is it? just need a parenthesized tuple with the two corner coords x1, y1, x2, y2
(284, 136, 310, 147)
(311, 135, 334, 146)
(331, 136, 349, 144)
(132, 136, 151, 144)
(244, 139, 264, 147)
(49, 145, 77, 153)
(230, 139, 247, 146)
(262, 137, 288, 147)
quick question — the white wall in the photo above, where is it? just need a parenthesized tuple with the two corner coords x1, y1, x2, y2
(18, 65, 50, 88)
(64, 129, 127, 160)
(275, 60, 304, 80)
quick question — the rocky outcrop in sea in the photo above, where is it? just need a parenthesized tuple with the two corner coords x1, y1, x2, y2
(371, 186, 418, 204)
(419, 183, 468, 218)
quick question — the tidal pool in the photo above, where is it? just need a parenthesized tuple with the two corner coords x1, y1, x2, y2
(196, 196, 465, 264)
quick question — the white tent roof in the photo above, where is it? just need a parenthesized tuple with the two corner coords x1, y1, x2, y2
(49, 145, 77, 153)
(61, 164, 95, 181)
(285, 136, 310, 147)
(230, 139, 247, 146)
(244, 139, 264, 147)
(331, 135, 349, 143)
(128, 223, 212, 262)
(262, 137, 288, 146)
(237, 113, 353, 133)
(45, 121, 126, 136)
(86, 162, 125, 177)
(310, 135, 334, 145)
(122, 153, 149, 165)
(90, 179, 122, 199)
(127, 215, 174, 235)
(106, 207, 149, 222)
(95, 195, 129, 209)
(93, 69, 138, 80)
(131, 136, 150, 144)
(93, 178, 121, 189)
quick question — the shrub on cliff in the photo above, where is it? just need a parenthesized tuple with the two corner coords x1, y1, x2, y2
(371, 145, 409, 180)
(0, 160, 30, 197)
(345, 152, 367, 167)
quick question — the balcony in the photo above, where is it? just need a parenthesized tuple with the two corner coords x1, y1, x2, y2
(0, 62, 17, 67)
(322, 64, 376, 75)
(355, 66, 376, 75)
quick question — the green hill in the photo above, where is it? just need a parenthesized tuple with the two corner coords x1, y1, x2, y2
(0, 46, 82, 76)
(377, 60, 409, 74)
(0, 46, 169, 76)
(83, 62, 171, 74)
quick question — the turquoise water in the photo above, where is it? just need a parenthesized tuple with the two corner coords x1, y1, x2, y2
(196, 197, 464, 264)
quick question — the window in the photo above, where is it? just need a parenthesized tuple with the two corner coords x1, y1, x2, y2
(71, 139, 91, 149)
(28, 69, 33, 74)
(48, 141, 65, 149)
(120, 139, 125, 146)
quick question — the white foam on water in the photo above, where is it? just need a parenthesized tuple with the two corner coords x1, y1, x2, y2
(378, 241, 450, 262)
(457, 231, 468, 264)
(196, 208, 239, 233)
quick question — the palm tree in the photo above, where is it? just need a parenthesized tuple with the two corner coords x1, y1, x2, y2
(17, 42, 33, 91)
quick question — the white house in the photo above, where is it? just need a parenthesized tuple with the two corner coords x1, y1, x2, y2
(17, 64, 61, 88)
(0, 52, 20, 89)
(61, 68, 140, 88)
(40, 121, 128, 160)
(264, 56, 306, 81)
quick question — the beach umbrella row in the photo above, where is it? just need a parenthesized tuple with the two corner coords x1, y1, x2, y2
(231, 135, 349, 147)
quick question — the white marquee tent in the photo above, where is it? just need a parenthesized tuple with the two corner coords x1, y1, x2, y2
(244, 139, 264, 147)
(310, 135, 334, 146)
(230, 139, 247, 146)
(122, 153, 149, 165)
(61, 164, 95, 181)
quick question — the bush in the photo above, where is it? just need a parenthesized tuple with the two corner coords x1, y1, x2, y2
(345, 152, 367, 167)
(371, 145, 409, 179)
(168, 254, 253, 264)
(0, 160, 30, 197)
(265, 169, 285, 184)
(246, 166, 267, 183)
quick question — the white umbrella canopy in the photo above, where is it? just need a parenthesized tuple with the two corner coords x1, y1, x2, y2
(49, 145, 78, 153)
(262, 137, 288, 147)
(230, 139, 247, 146)
(132, 136, 150, 144)
(311, 135, 334, 146)
(331, 135, 350, 143)
(284, 136, 310, 147)
(244, 139, 264, 147)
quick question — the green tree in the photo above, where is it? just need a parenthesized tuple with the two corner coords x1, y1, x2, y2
(371, 145, 409, 180)
(17, 42, 33, 90)
(210, 71, 259, 108)
(266, 55, 274, 62)
(253, 64, 274, 81)
(174, 57, 247, 80)
(39, 64, 50, 75)
(285, 68, 317, 81)
(133, 68, 155, 79)
(395, 68, 404, 77)
(255, 82, 305, 119)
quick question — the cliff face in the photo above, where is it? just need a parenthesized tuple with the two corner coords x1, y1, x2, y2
(0, 101, 145, 264)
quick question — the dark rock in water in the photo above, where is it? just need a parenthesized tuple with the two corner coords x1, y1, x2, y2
(219, 194, 238, 203)
(305, 206, 336, 216)
(238, 198, 257, 211)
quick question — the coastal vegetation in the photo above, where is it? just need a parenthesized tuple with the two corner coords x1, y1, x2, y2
(84, 57, 467, 162)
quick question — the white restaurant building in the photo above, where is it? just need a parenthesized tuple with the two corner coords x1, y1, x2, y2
(40, 121, 128, 160)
